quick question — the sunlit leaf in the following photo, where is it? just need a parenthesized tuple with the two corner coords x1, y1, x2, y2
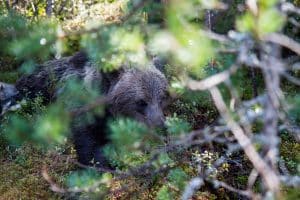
(257, 9, 285, 35)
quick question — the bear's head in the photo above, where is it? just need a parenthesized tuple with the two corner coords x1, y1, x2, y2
(107, 64, 169, 128)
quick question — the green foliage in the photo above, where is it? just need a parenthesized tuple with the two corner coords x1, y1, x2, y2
(154, 153, 175, 168)
(155, 168, 188, 199)
(165, 114, 191, 135)
(0, 12, 59, 61)
(104, 118, 152, 168)
(82, 26, 146, 72)
(167, 168, 188, 191)
(236, 0, 285, 36)
(149, 0, 214, 78)
(235, 175, 248, 186)
(81, 26, 118, 70)
(231, 68, 260, 100)
(109, 118, 148, 147)
(0, 144, 74, 200)
(142, 0, 165, 24)
(0, 13, 27, 53)
(156, 185, 174, 200)
(287, 95, 300, 124)
(257, 9, 285, 35)
(58, 78, 101, 110)
(2, 114, 34, 146)
(9, 20, 58, 60)
(67, 169, 102, 189)
(280, 139, 300, 174)
(17, 95, 45, 114)
(2, 97, 70, 147)
(34, 105, 70, 145)
(0, 96, 44, 148)
(282, 187, 300, 200)
(236, 12, 256, 33)
(0, 0, 299, 199)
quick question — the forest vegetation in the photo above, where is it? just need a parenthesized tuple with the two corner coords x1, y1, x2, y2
(0, 0, 300, 199)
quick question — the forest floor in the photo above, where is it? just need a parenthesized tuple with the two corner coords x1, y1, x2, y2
(0, 1, 299, 199)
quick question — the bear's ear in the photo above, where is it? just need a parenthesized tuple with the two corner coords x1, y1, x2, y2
(152, 56, 167, 73)
(101, 68, 124, 93)
(69, 51, 89, 68)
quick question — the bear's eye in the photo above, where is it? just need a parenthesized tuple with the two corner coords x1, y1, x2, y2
(136, 100, 147, 113)
(160, 92, 170, 106)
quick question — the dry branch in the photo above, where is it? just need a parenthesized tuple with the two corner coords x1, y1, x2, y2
(209, 87, 280, 193)
(264, 33, 300, 55)
(186, 64, 238, 91)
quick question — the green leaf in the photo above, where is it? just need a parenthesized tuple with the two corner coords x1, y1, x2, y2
(109, 118, 148, 147)
(153, 153, 175, 169)
(167, 168, 188, 190)
(166, 1, 214, 69)
(34, 105, 70, 145)
(237, 4, 285, 36)
(103, 118, 150, 168)
(3, 115, 33, 146)
(165, 115, 191, 135)
(259, 0, 278, 8)
(9, 20, 57, 60)
(257, 8, 285, 35)
(156, 185, 173, 200)
(236, 12, 256, 33)
(67, 169, 102, 190)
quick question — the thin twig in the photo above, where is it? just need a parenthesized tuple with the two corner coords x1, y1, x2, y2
(282, 72, 300, 86)
(264, 33, 300, 55)
(201, 29, 230, 43)
(213, 180, 260, 199)
(69, 96, 108, 117)
(186, 64, 239, 91)
(209, 87, 280, 193)
(281, 2, 300, 15)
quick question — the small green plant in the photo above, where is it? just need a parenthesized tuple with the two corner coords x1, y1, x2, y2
(192, 150, 229, 178)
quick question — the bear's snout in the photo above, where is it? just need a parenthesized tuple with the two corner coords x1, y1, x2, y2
(145, 103, 166, 129)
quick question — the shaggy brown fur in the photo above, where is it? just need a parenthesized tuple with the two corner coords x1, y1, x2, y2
(12, 51, 169, 167)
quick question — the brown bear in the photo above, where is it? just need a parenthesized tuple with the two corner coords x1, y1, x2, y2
(10, 51, 169, 167)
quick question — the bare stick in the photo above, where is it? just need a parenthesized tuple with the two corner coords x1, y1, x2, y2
(187, 64, 238, 91)
(69, 96, 108, 117)
(201, 29, 230, 43)
(282, 72, 300, 86)
(42, 166, 67, 193)
(281, 2, 300, 15)
(247, 169, 259, 190)
(264, 33, 300, 55)
(213, 180, 260, 199)
(209, 87, 280, 193)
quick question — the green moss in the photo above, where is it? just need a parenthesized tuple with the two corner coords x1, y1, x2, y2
(193, 191, 218, 200)
(0, 71, 19, 83)
(235, 175, 248, 186)
(280, 139, 300, 174)
(0, 144, 76, 199)
(282, 187, 300, 200)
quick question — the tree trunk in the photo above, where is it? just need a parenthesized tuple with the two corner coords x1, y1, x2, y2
(46, 0, 53, 17)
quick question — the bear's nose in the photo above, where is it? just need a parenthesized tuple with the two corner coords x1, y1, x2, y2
(145, 102, 166, 128)
(153, 115, 166, 129)
(146, 117, 165, 129)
